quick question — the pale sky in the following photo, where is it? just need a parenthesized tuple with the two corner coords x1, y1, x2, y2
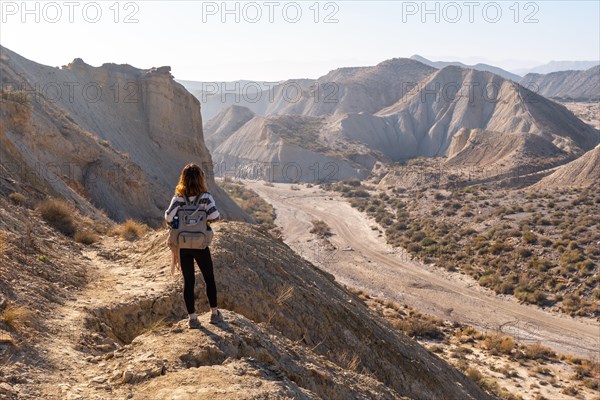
(1, 1, 599, 81)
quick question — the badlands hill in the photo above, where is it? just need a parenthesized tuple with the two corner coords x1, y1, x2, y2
(203, 104, 256, 150)
(372, 66, 597, 161)
(532, 144, 600, 189)
(409, 54, 521, 81)
(519, 65, 600, 100)
(208, 111, 379, 182)
(0, 46, 251, 226)
(197, 58, 436, 120)
(207, 65, 598, 181)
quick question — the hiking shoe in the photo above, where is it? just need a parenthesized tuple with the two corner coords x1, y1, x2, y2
(187, 318, 201, 329)
(210, 310, 224, 324)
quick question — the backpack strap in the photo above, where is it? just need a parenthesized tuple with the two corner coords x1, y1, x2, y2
(193, 193, 203, 207)
(183, 195, 191, 206)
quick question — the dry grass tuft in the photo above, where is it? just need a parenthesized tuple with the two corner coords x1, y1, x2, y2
(336, 350, 361, 371)
(0, 304, 32, 331)
(38, 199, 76, 236)
(110, 220, 148, 241)
(8, 192, 26, 205)
(275, 286, 295, 306)
(483, 334, 516, 356)
(0, 230, 8, 257)
(523, 342, 556, 361)
(393, 316, 443, 339)
(74, 230, 99, 245)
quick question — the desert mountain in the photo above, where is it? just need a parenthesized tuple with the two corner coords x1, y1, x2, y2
(342, 66, 598, 166)
(0, 46, 252, 225)
(205, 65, 598, 182)
(196, 58, 436, 120)
(410, 54, 521, 81)
(519, 66, 600, 100)
(532, 144, 600, 189)
(514, 60, 599, 75)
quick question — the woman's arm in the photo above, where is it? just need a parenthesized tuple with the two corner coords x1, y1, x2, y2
(164, 196, 185, 223)
(205, 193, 221, 222)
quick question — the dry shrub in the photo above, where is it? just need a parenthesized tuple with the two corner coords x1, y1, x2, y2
(336, 350, 361, 371)
(1, 89, 30, 105)
(8, 192, 26, 205)
(483, 334, 516, 355)
(111, 220, 148, 241)
(38, 199, 76, 236)
(395, 317, 443, 339)
(310, 220, 332, 238)
(523, 342, 556, 361)
(466, 367, 483, 382)
(561, 386, 578, 396)
(74, 230, 99, 245)
(275, 286, 294, 306)
(0, 304, 32, 331)
(0, 230, 8, 257)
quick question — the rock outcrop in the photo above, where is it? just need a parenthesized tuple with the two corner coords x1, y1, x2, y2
(0, 46, 252, 225)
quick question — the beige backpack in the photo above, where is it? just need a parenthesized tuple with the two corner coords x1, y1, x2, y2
(167, 194, 214, 274)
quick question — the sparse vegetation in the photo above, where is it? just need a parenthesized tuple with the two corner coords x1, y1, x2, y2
(333, 180, 599, 317)
(1, 88, 30, 105)
(349, 286, 600, 400)
(219, 181, 276, 229)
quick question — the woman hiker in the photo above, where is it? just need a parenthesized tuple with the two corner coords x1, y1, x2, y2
(165, 163, 224, 328)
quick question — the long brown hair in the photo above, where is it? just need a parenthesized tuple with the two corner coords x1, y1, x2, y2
(175, 163, 208, 197)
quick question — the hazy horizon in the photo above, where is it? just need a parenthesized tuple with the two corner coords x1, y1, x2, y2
(1, 1, 599, 81)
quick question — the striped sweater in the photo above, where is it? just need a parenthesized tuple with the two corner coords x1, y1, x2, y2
(164, 192, 220, 223)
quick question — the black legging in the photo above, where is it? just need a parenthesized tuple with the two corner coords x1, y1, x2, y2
(179, 247, 218, 314)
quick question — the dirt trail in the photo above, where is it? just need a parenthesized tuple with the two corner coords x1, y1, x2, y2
(243, 180, 600, 358)
(32, 236, 178, 399)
